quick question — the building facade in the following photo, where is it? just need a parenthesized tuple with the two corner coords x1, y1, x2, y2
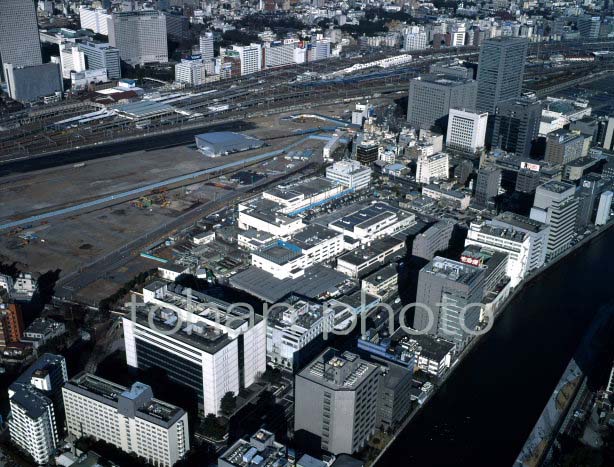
(109, 11, 168, 66)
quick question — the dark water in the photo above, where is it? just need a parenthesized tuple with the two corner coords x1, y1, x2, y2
(378, 227, 614, 467)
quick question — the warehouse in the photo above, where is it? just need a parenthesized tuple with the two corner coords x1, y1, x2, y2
(195, 131, 264, 157)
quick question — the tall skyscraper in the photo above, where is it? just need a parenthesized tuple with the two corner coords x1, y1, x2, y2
(407, 74, 477, 131)
(476, 37, 528, 114)
(0, 0, 43, 69)
(108, 11, 168, 66)
(492, 97, 542, 158)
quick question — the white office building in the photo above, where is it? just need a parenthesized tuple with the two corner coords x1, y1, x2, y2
(446, 109, 488, 153)
(326, 160, 372, 190)
(59, 44, 86, 79)
(595, 191, 613, 226)
(63, 373, 189, 467)
(109, 11, 168, 66)
(199, 32, 214, 61)
(175, 60, 208, 85)
(328, 202, 416, 245)
(416, 152, 449, 184)
(123, 281, 266, 415)
(78, 42, 121, 79)
(232, 43, 262, 75)
(251, 225, 345, 280)
(79, 6, 112, 36)
(266, 298, 334, 370)
(530, 181, 579, 260)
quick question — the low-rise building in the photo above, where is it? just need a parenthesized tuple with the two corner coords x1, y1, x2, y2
(336, 237, 406, 278)
(326, 160, 372, 190)
(21, 318, 66, 349)
(361, 264, 399, 298)
(422, 185, 471, 210)
(218, 429, 288, 467)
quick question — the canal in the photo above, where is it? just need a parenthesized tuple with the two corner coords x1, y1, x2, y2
(377, 226, 614, 467)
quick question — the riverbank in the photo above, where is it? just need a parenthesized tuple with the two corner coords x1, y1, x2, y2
(372, 219, 614, 466)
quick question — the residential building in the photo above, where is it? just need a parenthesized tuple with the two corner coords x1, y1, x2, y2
(492, 97, 542, 158)
(78, 42, 121, 79)
(476, 37, 528, 114)
(414, 257, 485, 349)
(123, 281, 266, 415)
(79, 6, 112, 36)
(63, 373, 189, 467)
(264, 41, 297, 68)
(446, 109, 488, 153)
(8, 354, 68, 465)
(0, 304, 24, 349)
(412, 220, 455, 261)
(108, 11, 168, 66)
(326, 160, 372, 190)
(474, 167, 501, 208)
(530, 181, 579, 260)
(404, 30, 427, 51)
(416, 152, 449, 184)
(407, 74, 477, 131)
(0, 0, 43, 69)
(545, 130, 586, 165)
(294, 349, 381, 455)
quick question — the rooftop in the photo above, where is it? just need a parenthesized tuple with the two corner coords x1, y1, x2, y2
(422, 256, 484, 285)
(300, 348, 378, 390)
(494, 211, 548, 233)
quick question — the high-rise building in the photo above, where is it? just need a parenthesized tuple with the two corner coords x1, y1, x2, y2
(577, 16, 601, 39)
(355, 139, 379, 165)
(492, 97, 542, 158)
(412, 220, 455, 261)
(264, 41, 297, 68)
(63, 373, 190, 467)
(78, 42, 122, 79)
(476, 37, 528, 114)
(175, 59, 208, 85)
(596, 191, 613, 226)
(122, 281, 266, 415)
(199, 32, 215, 61)
(7, 354, 68, 465)
(530, 181, 579, 260)
(294, 349, 381, 455)
(231, 43, 262, 75)
(474, 166, 501, 208)
(446, 108, 488, 153)
(3, 63, 63, 103)
(407, 74, 477, 131)
(414, 257, 485, 349)
(164, 11, 189, 41)
(79, 6, 112, 36)
(544, 130, 586, 165)
(0, 303, 24, 349)
(404, 30, 427, 51)
(607, 363, 614, 396)
(0, 0, 43, 69)
(59, 44, 86, 79)
(416, 152, 450, 184)
(576, 174, 607, 228)
(108, 11, 168, 66)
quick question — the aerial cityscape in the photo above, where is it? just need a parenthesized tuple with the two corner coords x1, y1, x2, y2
(1, 0, 614, 466)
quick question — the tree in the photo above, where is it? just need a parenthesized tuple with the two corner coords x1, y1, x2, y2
(220, 391, 237, 416)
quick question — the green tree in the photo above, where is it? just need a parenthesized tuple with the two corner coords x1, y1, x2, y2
(220, 391, 237, 415)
